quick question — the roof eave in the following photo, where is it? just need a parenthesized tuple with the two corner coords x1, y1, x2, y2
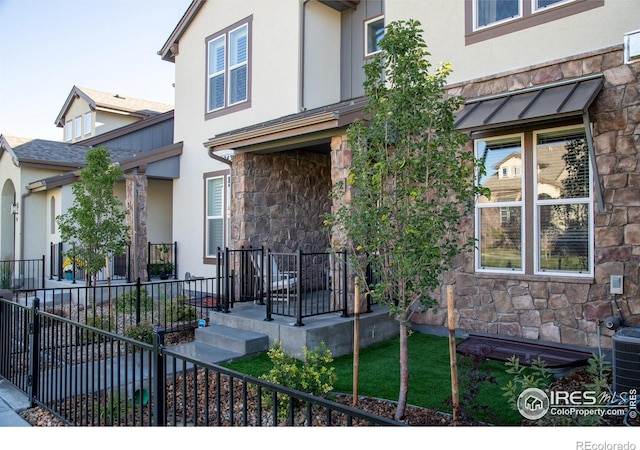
(159, 0, 206, 63)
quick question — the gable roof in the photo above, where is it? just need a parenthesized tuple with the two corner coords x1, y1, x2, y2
(1, 135, 98, 170)
(1, 134, 182, 176)
(54, 85, 174, 128)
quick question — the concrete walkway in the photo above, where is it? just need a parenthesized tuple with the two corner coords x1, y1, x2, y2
(0, 380, 31, 427)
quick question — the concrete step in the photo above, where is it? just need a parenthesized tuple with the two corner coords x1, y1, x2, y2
(168, 342, 244, 365)
(195, 324, 269, 356)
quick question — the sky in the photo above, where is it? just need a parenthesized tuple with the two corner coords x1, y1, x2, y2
(0, 0, 192, 141)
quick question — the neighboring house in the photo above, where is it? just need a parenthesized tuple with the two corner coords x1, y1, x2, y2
(55, 85, 173, 143)
(157, 0, 640, 352)
(0, 101, 180, 282)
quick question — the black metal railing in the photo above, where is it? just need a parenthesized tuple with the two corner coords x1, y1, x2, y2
(0, 296, 403, 427)
(217, 247, 351, 326)
(0, 257, 45, 291)
(10, 277, 216, 335)
(147, 242, 178, 281)
(50, 242, 131, 284)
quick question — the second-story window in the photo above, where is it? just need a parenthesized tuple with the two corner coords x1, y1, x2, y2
(83, 112, 91, 136)
(365, 15, 385, 57)
(206, 17, 251, 118)
(74, 116, 81, 139)
(475, 0, 521, 29)
(64, 120, 72, 142)
(466, 0, 601, 44)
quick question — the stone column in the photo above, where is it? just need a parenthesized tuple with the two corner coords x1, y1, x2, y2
(126, 169, 148, 281)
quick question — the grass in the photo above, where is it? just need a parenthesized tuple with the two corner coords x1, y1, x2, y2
(223, 332, 523, 425)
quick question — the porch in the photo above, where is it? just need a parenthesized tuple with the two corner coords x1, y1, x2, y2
(172, 298, 399, 362)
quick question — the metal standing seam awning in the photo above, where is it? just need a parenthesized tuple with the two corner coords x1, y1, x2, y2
(454, 74, 605, 211)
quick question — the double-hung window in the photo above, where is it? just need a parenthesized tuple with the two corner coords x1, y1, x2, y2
(74, 116, 82, 139)
(64, 120, 72, 142)
(83, 112, 92, 136)
(206, 17, 251, 118)
(205, 172, 230, 260)
(466, 0, 603, 44)
(475, 126, 592, 276)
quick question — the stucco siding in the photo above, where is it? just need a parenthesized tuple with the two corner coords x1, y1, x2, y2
(386, 0, 640, 85)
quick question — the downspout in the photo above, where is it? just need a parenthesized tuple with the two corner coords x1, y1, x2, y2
(299, 0, 310, 112)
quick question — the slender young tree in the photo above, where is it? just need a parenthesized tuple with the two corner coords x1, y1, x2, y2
(57, 146, 130, 285)
(328, 20, 488, 420)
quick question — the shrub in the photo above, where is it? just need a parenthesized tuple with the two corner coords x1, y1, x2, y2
(83, 314, 112, 342)
(260, 340, 336, 421)
(124, 322, 155, 345)
(0, 262, 13, 289)
(501, 354, 609, 426)
(163, 296, 197, 324)
(114, 288, 153, 314)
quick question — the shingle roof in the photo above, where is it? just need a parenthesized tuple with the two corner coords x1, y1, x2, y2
(2, 135, 139, 168)
(55, 85, 173, 127)
(76, 86, 173, 115)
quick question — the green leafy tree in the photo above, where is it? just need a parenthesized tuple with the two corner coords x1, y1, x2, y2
(56, 147, 130, 285)
(328, 20, 487, 420)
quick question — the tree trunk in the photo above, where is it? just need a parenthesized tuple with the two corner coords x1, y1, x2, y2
(395, 322, 409, 421)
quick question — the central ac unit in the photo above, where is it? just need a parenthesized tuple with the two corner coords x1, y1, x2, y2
(612, 327, 640, 393)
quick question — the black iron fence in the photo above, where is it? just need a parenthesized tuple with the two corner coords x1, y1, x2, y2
(10, 277, 215, 336)
(217, 247, 352, 326)
(50, 242, 131, 284)
(147, 242, 177, 281)
(0, 257, 45, 291)
(0, 296, 403, 427)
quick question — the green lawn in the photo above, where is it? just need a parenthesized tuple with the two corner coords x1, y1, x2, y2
(223, 332, 523, 425)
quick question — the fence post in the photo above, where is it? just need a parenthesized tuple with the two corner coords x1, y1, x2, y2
(223, 248, 230, 313)
(135, 277, 142, 325)
(341, 250, 349, 318)
(40, 255, 45, 290)
(264, 248, 273, 322)
(0, 297, 9, 378)
(295, 249, 303, 327)
(152, 327, 166, 426)
(28, 298, 41, 408)
(57, 242, 63, 281)
(173, 241, 178, 280)
(147, 242, 151, 281)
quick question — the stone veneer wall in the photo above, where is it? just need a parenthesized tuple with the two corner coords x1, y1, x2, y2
(330, 45, 640, 350)
(408, 45, 640, 350)
(230, 149, 332, 253)
(125, 172, 148, 281)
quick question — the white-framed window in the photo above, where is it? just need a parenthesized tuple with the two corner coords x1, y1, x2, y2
(74, 116, 81, 139)
(474, 0, 522, 30)
(205, 173, 230, 259)
(206, 17, 251, 116)
(83, 112, 92, 136)
(364, 15, 385, 57)
(64, 120, 72, 142)
(475, 126, 592, 276)
(533, 0, 570, 13)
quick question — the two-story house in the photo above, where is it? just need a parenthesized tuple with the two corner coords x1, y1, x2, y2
(55, 86, 173, 143)
(156, 0, 640, 352)
(0, 86, 179, 283)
